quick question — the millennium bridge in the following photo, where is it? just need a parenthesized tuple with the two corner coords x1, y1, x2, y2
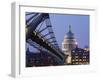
(26, 13, 65, 65)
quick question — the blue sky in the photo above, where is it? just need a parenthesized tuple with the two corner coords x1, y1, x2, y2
(26, 13, 89, 52)
(49, 13, 89, 48)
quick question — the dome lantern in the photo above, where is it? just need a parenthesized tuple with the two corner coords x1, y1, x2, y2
(66, 25, 74, 39)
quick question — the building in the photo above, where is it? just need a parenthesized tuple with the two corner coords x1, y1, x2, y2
(62, 25, 78, 64)
(84, 46, 89, 51)
(26, 48, 59, 67)
(71, 47, 89, 65)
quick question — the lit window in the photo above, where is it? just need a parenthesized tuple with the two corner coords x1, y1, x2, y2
(75, 62, 78, 64)
(75, 56, 78, 58)
(76, 59, 78, 61)
(79, 59, 82, 61)
(83, 59, 86, 61)
(83, 56, 86, 58)
(72, 50, 75, 52)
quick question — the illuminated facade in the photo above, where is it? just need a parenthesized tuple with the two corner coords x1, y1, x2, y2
(71, 47, 89, 65)
(62, 25, 78, 64)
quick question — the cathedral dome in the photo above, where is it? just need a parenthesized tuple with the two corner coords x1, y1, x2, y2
(62, 25, 78, 57)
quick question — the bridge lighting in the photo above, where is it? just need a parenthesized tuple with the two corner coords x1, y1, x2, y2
(33, 31, 36, 35)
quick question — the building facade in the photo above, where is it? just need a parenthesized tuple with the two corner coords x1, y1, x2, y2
(71, 47, 89, 65)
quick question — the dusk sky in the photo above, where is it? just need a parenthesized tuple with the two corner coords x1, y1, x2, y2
(26, 13, 89, 52)
(49, 13, 89, 48)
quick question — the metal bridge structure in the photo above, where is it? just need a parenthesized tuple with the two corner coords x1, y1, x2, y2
(26, 13, 65, 65)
